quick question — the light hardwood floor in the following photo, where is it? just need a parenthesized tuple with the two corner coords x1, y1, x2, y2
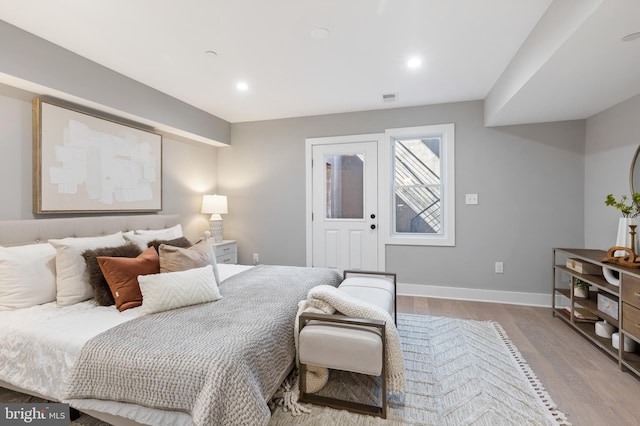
(397, 296, 640, 426)
(3, 296, 639, 425)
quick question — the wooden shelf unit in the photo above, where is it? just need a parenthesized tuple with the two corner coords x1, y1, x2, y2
(553, 248, 640, 377)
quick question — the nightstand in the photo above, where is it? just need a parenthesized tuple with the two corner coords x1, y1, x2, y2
(212, 240, 237, 264)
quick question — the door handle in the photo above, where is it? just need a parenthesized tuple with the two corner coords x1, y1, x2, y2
(370, 224, 376, 230)
(370, 214, 376, 219)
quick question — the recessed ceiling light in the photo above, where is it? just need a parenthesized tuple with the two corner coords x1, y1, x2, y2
(622, 32, 640, 42)
(205, 50, 218, 57)
(236, 81, 249, 91)
(311, 27, 330, 39)
(407, 57, 422, 69)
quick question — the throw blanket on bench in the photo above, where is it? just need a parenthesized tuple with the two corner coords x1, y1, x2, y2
(63, 265, 341, 426)
(283, 285, 405, 415)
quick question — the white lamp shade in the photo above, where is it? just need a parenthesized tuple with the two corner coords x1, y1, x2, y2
(201, 194, 228, 214)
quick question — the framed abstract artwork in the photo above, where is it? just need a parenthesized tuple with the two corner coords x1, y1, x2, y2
(33, 98, 162, 213)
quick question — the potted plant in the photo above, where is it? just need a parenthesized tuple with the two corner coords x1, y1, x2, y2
(604, 193, 640, 218)
(605, 193, 640, 257)
(573, 278, 590, 299)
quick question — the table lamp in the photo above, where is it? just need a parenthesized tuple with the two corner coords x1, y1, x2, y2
(201, 194, 228, 243)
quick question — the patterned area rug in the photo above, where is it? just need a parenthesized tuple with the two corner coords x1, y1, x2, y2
(0, 314, 570, 425)
(269, 314, 571, 425)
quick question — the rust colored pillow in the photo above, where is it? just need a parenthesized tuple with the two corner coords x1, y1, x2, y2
(97, 246, 160, 312)
(82, 243, 142, 306)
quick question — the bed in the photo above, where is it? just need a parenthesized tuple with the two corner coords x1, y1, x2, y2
(0, 215, 342, 426)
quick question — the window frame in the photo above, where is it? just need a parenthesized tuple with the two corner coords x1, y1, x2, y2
(382, 124, 455, 246)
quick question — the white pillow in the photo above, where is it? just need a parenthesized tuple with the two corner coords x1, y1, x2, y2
(49, 232, 126, 306)
(124, 230, 176, 251)
(0, 243, 57, 310)
(138, 265, 221, 315)
(135, 224, 183, 239)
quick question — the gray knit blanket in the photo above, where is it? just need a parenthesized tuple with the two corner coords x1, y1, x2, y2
(62, 265, 342, 426)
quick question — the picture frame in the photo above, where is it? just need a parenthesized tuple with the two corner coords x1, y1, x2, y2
(33, 98, 162, 213)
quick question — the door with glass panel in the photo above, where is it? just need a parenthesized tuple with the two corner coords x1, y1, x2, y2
(311, 141, 378, 271)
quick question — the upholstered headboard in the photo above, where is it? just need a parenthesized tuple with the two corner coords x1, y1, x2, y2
(0, 215, 181, 247)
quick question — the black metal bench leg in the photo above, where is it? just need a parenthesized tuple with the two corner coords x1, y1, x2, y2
(70, 407, 80, 421)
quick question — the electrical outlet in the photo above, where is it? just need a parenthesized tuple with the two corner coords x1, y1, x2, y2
(495, 262, 504, 274)
(253, 253, 259, 264)
(465, 193, 478, 205)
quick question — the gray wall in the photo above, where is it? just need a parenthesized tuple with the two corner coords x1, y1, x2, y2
(219, 101, 585, 295)
(0, 73, 588, 298)
(585, 94, 640, 249)
(0, 87, 219, 242)
(0, 13, 609, 298)
(0, 20, 230, 146)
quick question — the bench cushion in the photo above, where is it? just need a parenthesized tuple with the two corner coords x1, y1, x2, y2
(338, 276, 394, 316)
(299, 321, 383, 375)
(298, 274, 395, 377)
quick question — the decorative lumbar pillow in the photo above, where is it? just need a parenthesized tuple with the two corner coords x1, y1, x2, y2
(158, 239, 220, 284)
(82, 243, 142, 306)
(97, 246, 160, 312)
(124, 231, 176, 251)
(138, 264, 222, 315)
(0, 243, 57, 310)
(146, 236, 192, 253)
(49, 232, 126, 306)
(135, 224, 183, 238)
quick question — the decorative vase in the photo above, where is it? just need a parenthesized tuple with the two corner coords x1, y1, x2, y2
(612, 332, 637, 352)
(595, 320, 615, 338)
(574, 286, 589, 298)
(603, 267, 620, 286)
(615, 217, 639, 257)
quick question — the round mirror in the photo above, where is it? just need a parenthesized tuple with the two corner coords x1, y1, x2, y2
(631, 145, 640, 194)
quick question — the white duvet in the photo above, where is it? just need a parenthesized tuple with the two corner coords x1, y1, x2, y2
(0, 300, 139, 399)
(0, 264, 253, 424)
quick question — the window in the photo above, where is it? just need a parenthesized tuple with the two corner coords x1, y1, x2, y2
(384, 124, 455, 246)
(324, 154, 364, 219)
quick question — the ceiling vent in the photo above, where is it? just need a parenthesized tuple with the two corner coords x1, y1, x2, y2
(382, 93, 398, 103)
(622, 32, 640, 42)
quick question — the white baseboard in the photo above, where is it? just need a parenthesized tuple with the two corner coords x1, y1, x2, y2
(397, 282, 552, 308)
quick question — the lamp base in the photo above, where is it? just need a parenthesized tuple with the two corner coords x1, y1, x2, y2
(210, 219, 223, 244)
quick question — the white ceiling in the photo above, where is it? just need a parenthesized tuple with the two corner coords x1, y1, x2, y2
(0, 0, 639, 125)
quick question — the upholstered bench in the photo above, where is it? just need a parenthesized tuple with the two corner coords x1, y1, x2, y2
(298, 270, 397, 418)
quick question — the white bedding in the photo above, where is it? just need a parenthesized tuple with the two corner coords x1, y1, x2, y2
(0, 263, 253, 425)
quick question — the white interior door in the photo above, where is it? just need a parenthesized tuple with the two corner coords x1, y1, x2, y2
(311, 140, 378, 271)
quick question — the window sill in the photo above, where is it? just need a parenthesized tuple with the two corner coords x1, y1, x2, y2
(386, 234, 455, 247)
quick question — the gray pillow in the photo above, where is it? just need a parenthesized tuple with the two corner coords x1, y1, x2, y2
(158, 239, 220, 285)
